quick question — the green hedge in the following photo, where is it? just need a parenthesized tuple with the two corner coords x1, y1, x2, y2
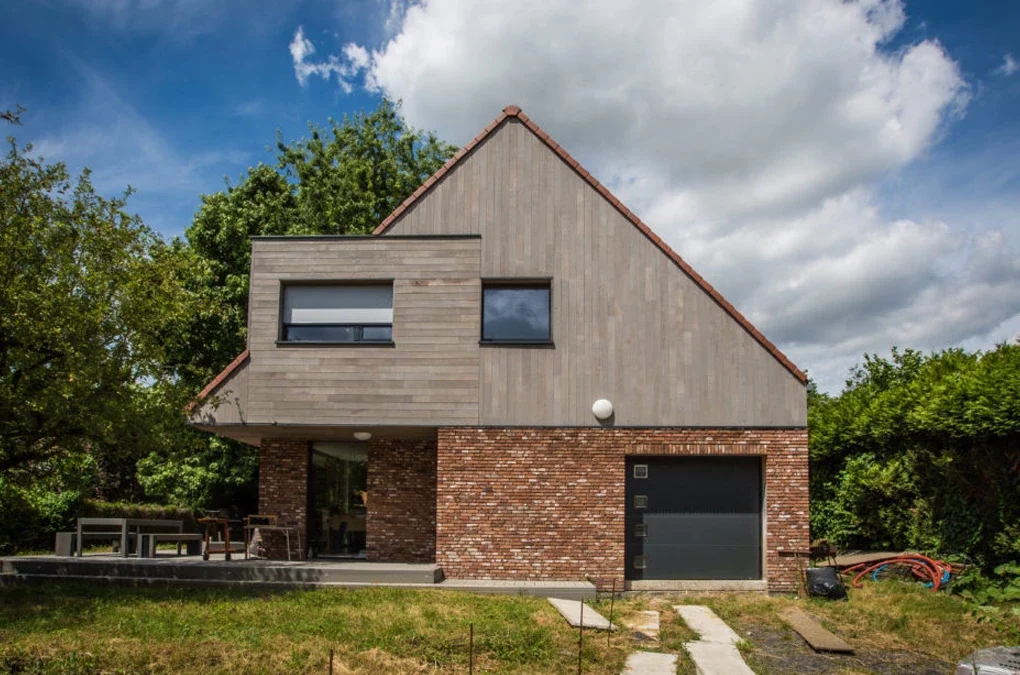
(82, 500, 197, 531)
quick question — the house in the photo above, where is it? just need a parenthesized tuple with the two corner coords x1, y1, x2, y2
(190, 105, 808, 592)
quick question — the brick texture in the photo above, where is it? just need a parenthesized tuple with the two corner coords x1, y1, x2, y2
(435, 427, 808, 592)
(366, 438, 437, 563)
(258, 438, 309, 560)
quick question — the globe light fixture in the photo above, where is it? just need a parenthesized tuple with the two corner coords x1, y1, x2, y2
(592, 399, 614, 421)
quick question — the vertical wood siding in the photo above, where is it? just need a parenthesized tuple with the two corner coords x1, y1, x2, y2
(384, 120, 806, 426)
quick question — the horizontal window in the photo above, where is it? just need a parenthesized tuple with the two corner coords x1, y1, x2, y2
(281, 283, 393, 344)
(482, 282, 551, 343)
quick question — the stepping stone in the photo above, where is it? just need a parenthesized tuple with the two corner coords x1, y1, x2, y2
(548, 597, 616, 630)
(625, 610, 660, 642)
(621, 651, 677, 675)
(685, 642, 755, 675)
(673, 605, 742, 645)
(674, 605, 754, 675)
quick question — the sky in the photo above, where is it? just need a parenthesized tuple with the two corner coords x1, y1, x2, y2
(2, 0, 1019, 392)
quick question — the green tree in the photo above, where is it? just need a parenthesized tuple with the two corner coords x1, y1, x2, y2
(0, 136, 201, 476)
(0, 112, 213, 549)
(809, 344, 1020, 569)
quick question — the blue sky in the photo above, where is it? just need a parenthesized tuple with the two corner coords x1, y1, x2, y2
(2, 0, 1019, 390)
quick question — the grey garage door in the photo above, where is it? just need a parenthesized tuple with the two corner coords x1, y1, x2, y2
(625, 457, 762, 580)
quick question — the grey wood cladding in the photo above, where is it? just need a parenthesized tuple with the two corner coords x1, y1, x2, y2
(382, 118, 806, 426)
(198, 118, 805, 429)
(209, 237, 483, 426)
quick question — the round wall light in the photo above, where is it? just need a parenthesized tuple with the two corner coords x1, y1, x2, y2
(592, 399, 614, 421)
(353, 431, 372, 441)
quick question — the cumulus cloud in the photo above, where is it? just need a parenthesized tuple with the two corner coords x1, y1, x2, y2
(996, 53, 1019, 76)
(292, 0, 1020, 391)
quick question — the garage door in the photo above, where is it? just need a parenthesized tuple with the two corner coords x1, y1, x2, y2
(625, 457, 762, 580)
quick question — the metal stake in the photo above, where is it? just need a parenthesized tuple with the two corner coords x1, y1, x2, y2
(469, 622, 474, 675)
(329, 647, 334, 675)
(577, 600, 584, 674)
(607, 579, 616, 648)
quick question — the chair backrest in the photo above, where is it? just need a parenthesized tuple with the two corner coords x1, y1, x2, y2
(244, 514, 278, 527)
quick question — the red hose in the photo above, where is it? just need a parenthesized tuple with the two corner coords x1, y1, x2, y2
(846, 553, 951, 591)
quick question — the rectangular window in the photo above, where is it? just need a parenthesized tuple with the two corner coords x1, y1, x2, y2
(281, 283, 393, 344)
(481, 281, 552, 343)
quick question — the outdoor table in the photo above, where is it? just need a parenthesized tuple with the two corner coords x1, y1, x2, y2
(75, 518, 183, 558)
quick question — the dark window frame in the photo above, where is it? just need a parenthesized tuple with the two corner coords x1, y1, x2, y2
(479, 278, 554, 346)
(277, 279, 395, 347)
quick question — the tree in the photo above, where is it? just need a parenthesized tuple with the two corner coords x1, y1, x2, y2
(0, 135, 203, 477)
(809, 344, 1020, 569)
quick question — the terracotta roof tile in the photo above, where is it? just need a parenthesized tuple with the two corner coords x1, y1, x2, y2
(370, 106, 806, 383)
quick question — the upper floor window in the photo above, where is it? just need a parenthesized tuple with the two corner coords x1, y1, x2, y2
(281, 283, 393, 344)
(481, 281, 552, 343)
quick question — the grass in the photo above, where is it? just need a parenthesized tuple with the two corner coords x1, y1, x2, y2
(0, 583, 630, 674)
(598, 581, 1016, 674)
(2, 580, 1013, 674)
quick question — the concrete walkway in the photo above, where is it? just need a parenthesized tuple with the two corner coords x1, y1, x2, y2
(674, 605, 755, 675)
(621, 651, 677, 674)
(547, 598, 616, 630)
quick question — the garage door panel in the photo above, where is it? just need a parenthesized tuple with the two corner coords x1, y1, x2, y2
(626, 457, 762, 580)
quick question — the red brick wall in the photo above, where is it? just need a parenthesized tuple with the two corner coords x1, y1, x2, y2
(258, 438, 309, 560)
(366, 439, 437, 563)
(435, 427, 808, 591)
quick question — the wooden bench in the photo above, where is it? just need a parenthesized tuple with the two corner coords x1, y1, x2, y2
(137, 532, 204, 558)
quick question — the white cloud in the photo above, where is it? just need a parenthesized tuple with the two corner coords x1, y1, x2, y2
(289, 26, 369, 93)
(996, 53, 1019, 77)
(295, 0, 1020, 391)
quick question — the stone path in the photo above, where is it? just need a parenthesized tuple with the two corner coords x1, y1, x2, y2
(621, 651, 677, 674)
(674, 605, 755, 675)
(547, 598, 617, 630)
(626, 610, 661, 642)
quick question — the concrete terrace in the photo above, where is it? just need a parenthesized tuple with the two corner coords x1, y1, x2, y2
(0, 554, 595, 599)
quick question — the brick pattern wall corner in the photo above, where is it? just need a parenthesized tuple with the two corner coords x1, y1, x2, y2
(435, 427, 809, 592)
(258, 438, 309, 560)
(366, 438, 437, 563)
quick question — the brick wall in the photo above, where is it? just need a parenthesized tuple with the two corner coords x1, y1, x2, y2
(366, 438, 437, 563)
(435, 427, 808, 592)
(258, 438, 309, 560)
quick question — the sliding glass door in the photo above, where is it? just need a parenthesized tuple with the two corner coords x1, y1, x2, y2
(309, 442, 367, 558)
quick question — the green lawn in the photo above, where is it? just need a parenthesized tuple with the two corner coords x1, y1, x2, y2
(0, 583, 628, 674)
(2, 581, 1015, 674)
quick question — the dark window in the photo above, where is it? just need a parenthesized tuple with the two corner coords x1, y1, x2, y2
(281, 283, 393, 344)
(481, 282, 551, 343)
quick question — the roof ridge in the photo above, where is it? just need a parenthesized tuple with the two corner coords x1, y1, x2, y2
(373, 105, 806, 383)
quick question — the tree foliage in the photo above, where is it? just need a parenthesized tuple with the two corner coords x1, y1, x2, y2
(0, 136, 202, 476)
(810, 344, 1020, 568)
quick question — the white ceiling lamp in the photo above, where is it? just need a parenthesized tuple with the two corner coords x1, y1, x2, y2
(353, 431, 372, 441)
(592, 399, 614, 421)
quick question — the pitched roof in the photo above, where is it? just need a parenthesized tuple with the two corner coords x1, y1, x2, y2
(374, 105, 807, 383)
(187, 349, 249, 413)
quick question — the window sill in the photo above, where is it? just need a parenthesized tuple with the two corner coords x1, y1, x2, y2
(479, 340, 556, 348)
(275, 340, 396, 348)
